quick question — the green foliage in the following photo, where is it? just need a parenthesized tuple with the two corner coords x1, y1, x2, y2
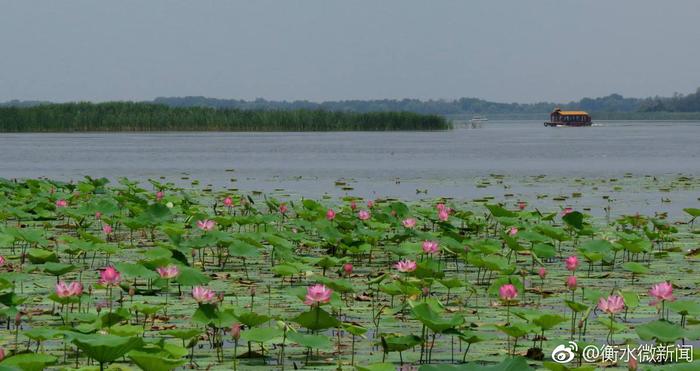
(0, 353, 58, 371)
(287, 332, 333, 350)
(418, 356, 534, 370)
(636, 320, 686, 343)
(0, 103, 450, 132)
(72, 334, 144, 365)
(380, 334, 423, 352)
(293, 307, 340, 331)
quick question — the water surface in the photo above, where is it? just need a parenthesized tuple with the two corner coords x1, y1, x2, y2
(1, 120, 698, 216)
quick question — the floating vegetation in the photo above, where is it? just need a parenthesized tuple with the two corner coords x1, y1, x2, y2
(0, 177, 697, 370)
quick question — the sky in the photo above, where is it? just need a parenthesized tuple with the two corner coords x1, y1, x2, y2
(1, 0, 699, 103)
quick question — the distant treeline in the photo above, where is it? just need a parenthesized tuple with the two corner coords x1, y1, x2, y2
(2, 86, 700, 120)
(0, 102, 450, 132)
(638, 88, 700, 112)
(152, 94, 642, 115)
(150, 88, 700, 117)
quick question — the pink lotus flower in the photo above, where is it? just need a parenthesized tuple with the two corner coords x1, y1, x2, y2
(95, 212, 102, 220)
(68, 281, 83, 296)
(508, 227, 518, 236)
(518, 201, 526, 210)
(99, 266, 121, 286)
(649, 282, 675, 306)
(304, 284, 333, 306)
(56, 281, 72, 298)
(438, 209, 449, 222)
(358, 210, 370, 220)
(367, 200, 374, 208)
(192, 286, 217, 304)
(395, 259, 417, 273)
(157, 265, 180, 279)
(561, 207, 573, 216)
(0, 256, 5, 266)
(342, 263, 353, 276)
(102, 224, 113, 234)
(326, 209, 336, 220)
(499, 284, 518, 301)
(538, 267, 547, 279)
(436, 203, 446, 211)
(598, 295, 625, 314)
(350, 201, 357, 211)
(565, 256, 579, 272)
(55, 199, 67, 208)
(422, 240, 439, 254)
(197, 219, 215, 231)
(279, 204, 288, 214)
(223, 196, 233, 207)
(566, 275, 577, 291)
(156, 191, 164, 201)
(0, 348, 4, 361)
(402, 218, 416, 228)
(231, 323, 241, 340)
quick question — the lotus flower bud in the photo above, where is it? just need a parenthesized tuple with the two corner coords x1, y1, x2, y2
(231, 323, 241, 341)
(566, 275, 578, 291)
(628, 356, 638, 371)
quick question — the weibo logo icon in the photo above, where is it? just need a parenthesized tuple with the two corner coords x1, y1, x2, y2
(551, 341, 578, 364)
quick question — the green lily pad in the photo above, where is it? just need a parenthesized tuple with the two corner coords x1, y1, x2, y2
(635, 320, 686, 343)
(286, 332, 333, 350)
(240, 327, 284, 344)
(0, 353, 58, 371)
(419, 356, 534, 370)
(72, 334, 144, 365)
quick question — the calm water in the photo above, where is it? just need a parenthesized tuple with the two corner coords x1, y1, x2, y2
(1, 121, 699, 215)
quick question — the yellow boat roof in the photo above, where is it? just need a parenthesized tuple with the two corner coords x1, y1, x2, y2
(556, 111, 589, 115)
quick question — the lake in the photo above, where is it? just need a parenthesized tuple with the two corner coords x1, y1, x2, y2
(1, 120, 699, 216)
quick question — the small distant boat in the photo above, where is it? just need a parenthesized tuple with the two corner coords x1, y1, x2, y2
(469, 115, 488, 128)
(544, 108, 592, 127)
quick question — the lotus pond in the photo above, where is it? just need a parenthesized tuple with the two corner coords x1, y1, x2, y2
(0, 176, 698, 371)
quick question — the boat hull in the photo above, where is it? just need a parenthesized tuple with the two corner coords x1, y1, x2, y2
(544, 121, 592, 127)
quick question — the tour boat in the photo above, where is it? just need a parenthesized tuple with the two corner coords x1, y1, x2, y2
(544, 108, 592, 127)
(469, 115, 488, 127)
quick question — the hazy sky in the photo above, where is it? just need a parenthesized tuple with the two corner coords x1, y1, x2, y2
(1, 0, 699, 103)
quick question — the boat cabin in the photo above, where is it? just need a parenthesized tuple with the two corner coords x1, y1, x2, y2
(545, 108, 592, 127)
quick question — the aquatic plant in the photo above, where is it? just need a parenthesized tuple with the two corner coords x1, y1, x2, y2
(0, 176, 696, 369)
(0, 103, 451, 132)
